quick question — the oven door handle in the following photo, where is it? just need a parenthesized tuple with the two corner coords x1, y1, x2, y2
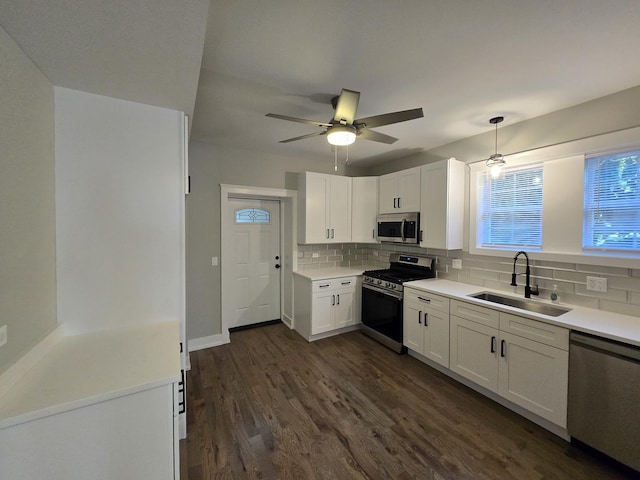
(362, 283, 403, 300)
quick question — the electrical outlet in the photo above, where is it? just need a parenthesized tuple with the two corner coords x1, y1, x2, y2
(0, 325, 7, 348)
(586, 276, 607, 292)
(372, 250, 379, 256)
(211, 256, 218, 266)
(452, 259, 463, 270)
(312, 252, 320, 258)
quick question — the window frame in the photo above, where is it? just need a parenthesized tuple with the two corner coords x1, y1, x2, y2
(477, 163, 544, 251)
(582, 149, 640, 252)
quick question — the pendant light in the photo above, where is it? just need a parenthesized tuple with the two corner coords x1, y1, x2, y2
(486, 116, 505, 178)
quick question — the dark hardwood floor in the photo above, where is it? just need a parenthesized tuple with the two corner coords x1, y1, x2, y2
(180, 323, 636, 479)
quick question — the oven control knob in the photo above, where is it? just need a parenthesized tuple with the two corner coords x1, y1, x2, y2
(391, 284, 396, 289)
(385, 282, 390, 288)
(377, 280, 382, 285)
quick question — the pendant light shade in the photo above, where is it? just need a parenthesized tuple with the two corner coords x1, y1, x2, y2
(326, 125, 357, 146)
(486, 116, 505, 177)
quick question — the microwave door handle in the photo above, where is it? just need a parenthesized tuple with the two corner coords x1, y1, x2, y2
(400, 218, 406, 242)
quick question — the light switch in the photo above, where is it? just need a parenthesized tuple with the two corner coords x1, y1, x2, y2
(211, 256, 219, 266)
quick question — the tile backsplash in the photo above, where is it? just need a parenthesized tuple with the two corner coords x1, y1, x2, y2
(297, 243, 640, 318)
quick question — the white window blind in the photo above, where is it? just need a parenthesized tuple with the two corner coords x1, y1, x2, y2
(583, 149, 640, 251)
(478, 164, 543, 249)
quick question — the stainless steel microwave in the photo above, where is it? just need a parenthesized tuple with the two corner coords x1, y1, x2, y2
(376, 212, 420, 244)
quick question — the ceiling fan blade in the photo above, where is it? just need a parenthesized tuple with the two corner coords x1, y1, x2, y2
(279, 131, 326, 143)
(333, 89, 360, 124)
(358, 129, 398, 144)
(355, 108, 424, 129)
(266, 113, 332, 128)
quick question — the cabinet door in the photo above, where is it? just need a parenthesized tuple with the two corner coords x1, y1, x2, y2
(328, 175, 352, 243)
(498, 331, 568, 427)
(352, 177, 378, 243)
(334, 289, 355, 328)
(378, 173, 397, 213)
(311, 291, 335, 334)
(302, 172, 329, 243)
(396, 167, 421, 212)
(420, 159, 464, 249)
(403, 302, 425, 352)
(450, 315, 499, 392)
(423, 308, 450, 368)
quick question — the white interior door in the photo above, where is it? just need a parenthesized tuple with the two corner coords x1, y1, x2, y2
(227, 198, 281, 328)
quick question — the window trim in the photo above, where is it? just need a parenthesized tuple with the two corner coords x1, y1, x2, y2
(468, 125, 640, 268)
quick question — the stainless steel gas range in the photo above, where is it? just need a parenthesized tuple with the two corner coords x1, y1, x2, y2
(361, 254, 435, 353)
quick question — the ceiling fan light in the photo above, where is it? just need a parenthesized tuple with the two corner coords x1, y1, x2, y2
(327, 125, 356, 146)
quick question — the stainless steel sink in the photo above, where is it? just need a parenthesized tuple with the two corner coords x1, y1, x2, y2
(468, 292, 571, 317)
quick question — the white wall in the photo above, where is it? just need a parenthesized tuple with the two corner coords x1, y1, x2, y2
(0, 27, 56, 374)
(186, 142, 362, 340)
(55, 88, 185, 335)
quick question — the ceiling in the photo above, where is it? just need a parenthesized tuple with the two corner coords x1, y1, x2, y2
(3, 0, 640, 167)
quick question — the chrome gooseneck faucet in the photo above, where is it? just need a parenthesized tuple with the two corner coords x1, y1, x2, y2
(511, 251, 540, 299)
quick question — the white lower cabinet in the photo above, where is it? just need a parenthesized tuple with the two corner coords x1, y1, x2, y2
(294, 275, 360, 340)
(403, 288, 450, 368)
(449, 299, 569, 427)
(0, 384, 178, 480)
(450, 314, 499, 390)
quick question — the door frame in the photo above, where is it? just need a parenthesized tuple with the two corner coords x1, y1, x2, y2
(220, 184, 297, 342)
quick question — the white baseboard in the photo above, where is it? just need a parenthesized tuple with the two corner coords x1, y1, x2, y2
(187, 332, 230, 352)
(282, 313, 294, 328)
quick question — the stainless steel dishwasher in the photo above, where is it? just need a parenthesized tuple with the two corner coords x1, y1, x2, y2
(568, 331, 640, 471)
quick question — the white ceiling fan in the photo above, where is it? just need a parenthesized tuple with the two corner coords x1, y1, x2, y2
(266, 88, 424, 146)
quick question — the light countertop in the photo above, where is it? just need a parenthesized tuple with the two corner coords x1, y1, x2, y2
(405, 279, 640, 347)
(293, 265, 376, 281)
(0, 321, 181, 430)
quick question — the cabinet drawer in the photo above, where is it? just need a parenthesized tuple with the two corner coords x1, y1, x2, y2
(405, 289, 449, 313)
(451, 300, 499, 328)
(312, 277, 356, 293)
(499, 313, 569, 350)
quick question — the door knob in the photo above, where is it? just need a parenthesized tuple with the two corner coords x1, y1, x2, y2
(275, 264, 281, 269)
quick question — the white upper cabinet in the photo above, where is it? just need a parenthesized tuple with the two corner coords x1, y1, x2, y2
(378, 166, 421, 213)
(420, 158, 465, 250)
(351, 176, 379, 243)
(298, 172, 352, 244)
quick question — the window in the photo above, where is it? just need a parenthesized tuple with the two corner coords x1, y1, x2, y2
(583, 149, 640, 251)
(235, 208, 270, 224)
(478, 164, 543, 249)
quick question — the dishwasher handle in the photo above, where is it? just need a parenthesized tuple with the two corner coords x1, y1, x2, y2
(570, 331, 640, 362)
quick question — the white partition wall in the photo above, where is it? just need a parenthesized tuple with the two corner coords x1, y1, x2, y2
(54, 87, 186, 335)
